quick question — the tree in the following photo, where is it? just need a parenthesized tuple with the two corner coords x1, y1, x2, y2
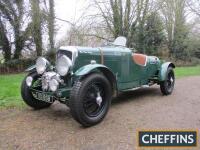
(187, 0, 200, 17)
(43, 0, 55, 52)
(0, 0, 56, 60)
(90, 0, 157, 53)
(0, 17, 11, 62)
(143, 12, 165, 54)
(57, 22, 106, 47)
(161, 0, 189, 59)
(133, 0, 150, 53)
(0, 0, 32, 59)
(47, 0, 55, 52)
(31, 0, 43, 56)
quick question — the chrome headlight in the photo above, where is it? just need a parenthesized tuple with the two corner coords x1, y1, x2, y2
(56, 55, 72, 76)
(36, 57, 48, 74)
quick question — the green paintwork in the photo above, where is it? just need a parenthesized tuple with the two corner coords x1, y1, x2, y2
(57, 87, 71, 99)
(72, 46, 166, 91)
(25, 45, 175, 100)
(74, 64, 109, 76)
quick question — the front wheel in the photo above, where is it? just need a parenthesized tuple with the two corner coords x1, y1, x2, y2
(160, 67, 175, 95)
(69, 73, 112, 127)
(21, 72, 52, 109)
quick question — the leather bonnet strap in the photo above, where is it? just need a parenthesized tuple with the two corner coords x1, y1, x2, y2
(99, 48, 104, 64)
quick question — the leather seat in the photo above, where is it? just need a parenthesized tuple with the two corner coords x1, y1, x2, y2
(132, 53, 147, 66)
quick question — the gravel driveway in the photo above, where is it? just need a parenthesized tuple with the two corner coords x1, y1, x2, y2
(0, 76, 200, 150)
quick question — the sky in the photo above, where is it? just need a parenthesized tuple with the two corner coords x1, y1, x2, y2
(54, 0, 89, 42)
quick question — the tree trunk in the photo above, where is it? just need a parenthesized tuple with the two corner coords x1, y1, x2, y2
(3, 43, 11, 62)
(13, 29, 24, 59)
(33, 29, 43, 56)
(0, 19, 11, 62)
(31, 0, 43, 56)
(1, 35, 11, 62)
(48, 0, 55, 52)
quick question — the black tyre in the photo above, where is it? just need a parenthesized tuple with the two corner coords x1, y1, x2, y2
(69, 73, 112, 127)
(160, 67, 175, 95)
(21, 72, 52, 109)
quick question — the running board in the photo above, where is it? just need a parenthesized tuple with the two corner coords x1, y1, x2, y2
(122, 85, 150, 92)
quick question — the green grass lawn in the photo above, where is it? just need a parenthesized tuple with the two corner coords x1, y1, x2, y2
(0, 74, 25, 109)
(175, 66, 200, 78)
(0, 66, 199, 109)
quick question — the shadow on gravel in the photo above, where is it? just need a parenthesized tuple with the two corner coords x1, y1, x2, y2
(28, 102, 72, 120)
(25, 86, 161, 124)
(112, 86, 161, 105)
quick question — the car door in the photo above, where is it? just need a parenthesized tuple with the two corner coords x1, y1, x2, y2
(119, 51, 144, 90)
(130, 53, 148, 85)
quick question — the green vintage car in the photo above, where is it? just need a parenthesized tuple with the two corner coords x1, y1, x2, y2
(21, 37, 175, 127)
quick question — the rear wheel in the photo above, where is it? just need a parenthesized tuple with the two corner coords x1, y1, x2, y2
(69, 73, 112, 127)
(21, 72, 52, 109)
(160, 67, 175, 95)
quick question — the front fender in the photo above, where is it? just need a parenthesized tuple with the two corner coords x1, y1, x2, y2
(74, 64, 118, 96)
(25, 65, 36, 72)
(74, 64, 110, 76)
(159, 62, 175, 81)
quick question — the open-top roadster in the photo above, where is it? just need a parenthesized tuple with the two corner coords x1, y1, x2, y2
(21, 37, 175, 127)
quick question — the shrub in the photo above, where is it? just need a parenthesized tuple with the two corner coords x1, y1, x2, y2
(0, 59, 35, 74)
(162, 57, 200, 67)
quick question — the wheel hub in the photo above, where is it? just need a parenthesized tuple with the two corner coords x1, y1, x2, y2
(96, 92, 102, 106)
(170, 77, 174, 83)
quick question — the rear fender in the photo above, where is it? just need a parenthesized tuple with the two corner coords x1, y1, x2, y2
(159, 62, 175, 81)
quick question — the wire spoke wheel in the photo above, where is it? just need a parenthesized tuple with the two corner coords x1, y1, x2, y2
(83, 82, 106, 117)
(21, 72, 52, 109)
(166, 71, 175, 91)
(160, 67, 175, 95)
(69, 73, 112, 127)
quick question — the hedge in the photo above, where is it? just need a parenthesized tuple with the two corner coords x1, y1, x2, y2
(0, 59, 35, 74)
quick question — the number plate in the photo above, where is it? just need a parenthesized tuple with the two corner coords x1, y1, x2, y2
(32, 91, 54, 103)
